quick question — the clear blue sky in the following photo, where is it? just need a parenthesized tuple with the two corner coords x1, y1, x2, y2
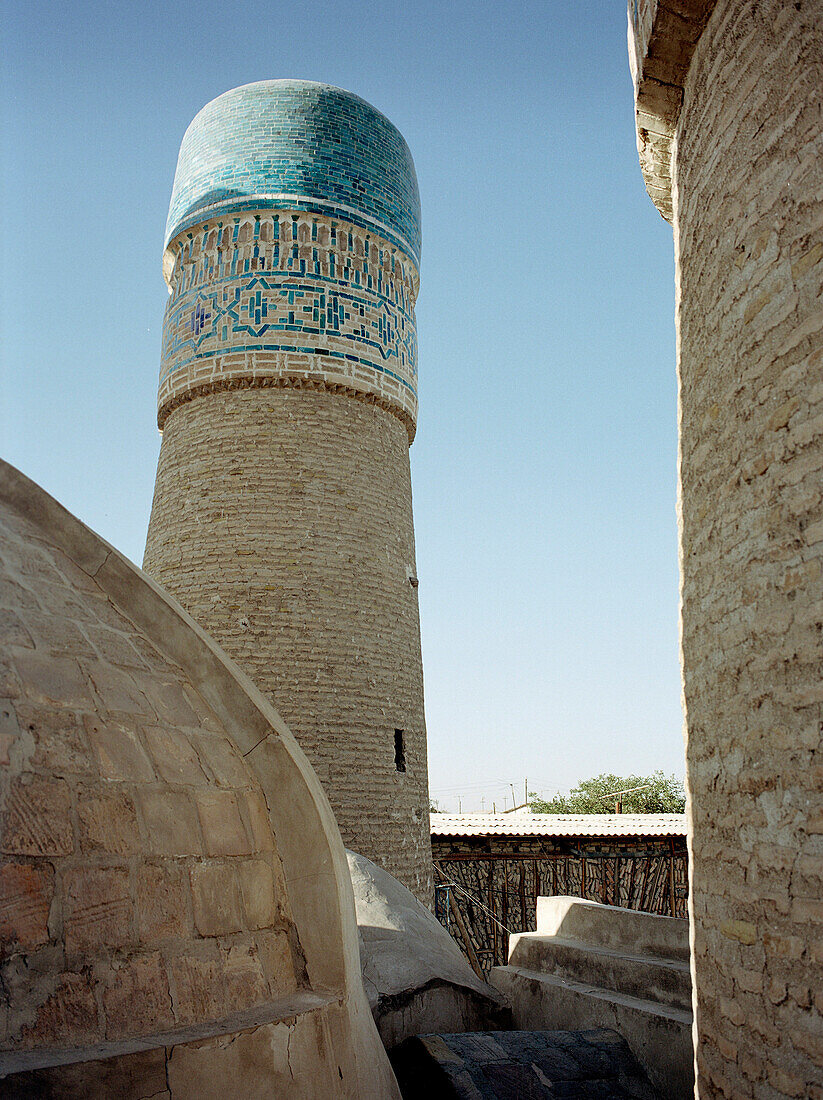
(2, 0, 681, 811)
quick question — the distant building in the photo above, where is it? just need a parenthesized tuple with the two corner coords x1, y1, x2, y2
(431, 814, 688, 976)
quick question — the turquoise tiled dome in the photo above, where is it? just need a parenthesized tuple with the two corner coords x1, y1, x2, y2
(165, 80, 421, 264)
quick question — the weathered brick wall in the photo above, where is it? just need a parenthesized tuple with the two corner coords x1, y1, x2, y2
(0, 499, 302, 1053)
(144, 385, 432, 902)
(673, 2, 823, 1095)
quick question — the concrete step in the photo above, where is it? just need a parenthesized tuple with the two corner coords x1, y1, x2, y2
(536, 896, 690, 962)
(490, 965, 693, 1100)
(508, 934, 692, 1011)
(390, 1027, 663, 1099)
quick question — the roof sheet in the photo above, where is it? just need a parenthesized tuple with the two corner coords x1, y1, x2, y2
(429, 813, 687, 838)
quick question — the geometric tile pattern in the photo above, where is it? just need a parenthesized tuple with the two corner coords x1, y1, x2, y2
(158, 210, 419, 434)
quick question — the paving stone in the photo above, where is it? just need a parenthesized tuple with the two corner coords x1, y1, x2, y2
(391, 1029, 662, 1099)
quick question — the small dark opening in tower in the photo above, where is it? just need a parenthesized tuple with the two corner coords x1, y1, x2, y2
(394, 729, 406, 772)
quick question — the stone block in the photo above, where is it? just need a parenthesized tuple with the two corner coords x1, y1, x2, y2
(141, 678, 199, 726)
(1, 775, 74, 856)
(143, 725, 208, 786)
(196, 732, 250, 787)
(82, 624, 147, 669)
(77, 787, 141, 855)
(13, 653, 91, 708)
(84, 715, 155, 781)
(20, 970, 101, 1047)
(167, 945, 225, 1026)
(24, 610, 97, 658)
(195, 789, 251, 856)
(221, 940, 268, 1013)
(137, 788, 202, 856)
(16, 703, 93, 775)
(83, 660, 152, 716)
(103, 952, 174, 1038)
(63, 865, 133, 958)
(137, 862, 189, 944)
(256, 928, 299, 996)
(241, 790, 275, 852)
(190, 863, 243, 936)
(0, 608, 34, 648)
(237, 859, 276, 929)
(0, 861, 53, 951)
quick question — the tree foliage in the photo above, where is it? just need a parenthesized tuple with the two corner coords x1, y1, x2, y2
(529, 771, 685, 814)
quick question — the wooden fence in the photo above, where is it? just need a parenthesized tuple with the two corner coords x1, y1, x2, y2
(432, 839, 688, 978)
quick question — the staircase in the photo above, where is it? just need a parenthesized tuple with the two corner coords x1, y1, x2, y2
(489, 896, 694, 1099)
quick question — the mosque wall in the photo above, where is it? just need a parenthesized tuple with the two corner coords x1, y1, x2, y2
(631, 2, 823, 1096)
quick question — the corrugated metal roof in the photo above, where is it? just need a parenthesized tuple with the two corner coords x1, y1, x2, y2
(429, 813, 687, 838)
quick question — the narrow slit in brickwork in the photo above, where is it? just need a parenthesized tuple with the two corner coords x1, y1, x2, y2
(394, 729, 406, 772)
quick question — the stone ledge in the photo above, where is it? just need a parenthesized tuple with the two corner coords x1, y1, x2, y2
(0, 989, 337, 1077)
(628, 0, 717, 221)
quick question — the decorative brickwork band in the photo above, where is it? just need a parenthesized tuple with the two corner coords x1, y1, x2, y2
(159, 211, 419, 438)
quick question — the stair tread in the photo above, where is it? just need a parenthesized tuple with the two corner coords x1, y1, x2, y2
(504, 965, 693, 1025)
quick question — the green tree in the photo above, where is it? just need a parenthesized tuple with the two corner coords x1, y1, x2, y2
(529, 771, 685, 814)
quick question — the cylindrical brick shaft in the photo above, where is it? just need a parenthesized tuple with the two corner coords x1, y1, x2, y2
(144, 80, 432, 902)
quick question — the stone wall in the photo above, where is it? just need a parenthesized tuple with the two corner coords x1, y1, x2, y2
(0, 496, 301, 1056)
(0, 459, 399, 1097)
(145, 385, 432, 902)
(631, 2, 823, 1096)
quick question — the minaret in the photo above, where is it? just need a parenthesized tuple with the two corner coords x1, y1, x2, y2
(144, 81, 431, 902)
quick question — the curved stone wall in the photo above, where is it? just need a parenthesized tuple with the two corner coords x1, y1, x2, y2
(0, 459, 398, 1097)
(631, 2, 823, 1096)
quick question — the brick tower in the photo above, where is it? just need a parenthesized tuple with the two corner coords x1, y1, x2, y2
(144, 80, 431, 902)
